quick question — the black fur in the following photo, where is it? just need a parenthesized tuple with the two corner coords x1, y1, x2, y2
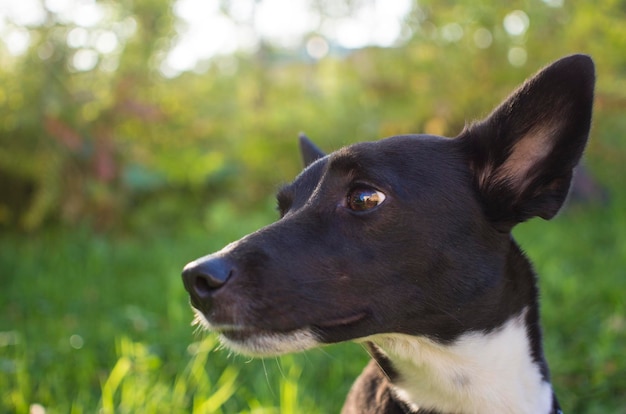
(182, 55, 594, 413)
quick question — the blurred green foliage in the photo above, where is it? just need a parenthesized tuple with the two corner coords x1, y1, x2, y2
(1, 0, 625, 233)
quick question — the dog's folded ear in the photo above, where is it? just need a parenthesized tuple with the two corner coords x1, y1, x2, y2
(299, 133, 326, 167)
(459, 54, 595, 230)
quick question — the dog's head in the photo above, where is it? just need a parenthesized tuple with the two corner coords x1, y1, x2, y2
(182, 55, 594, 356)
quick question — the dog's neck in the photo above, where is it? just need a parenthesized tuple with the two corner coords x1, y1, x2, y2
(366, 309, 559, 414)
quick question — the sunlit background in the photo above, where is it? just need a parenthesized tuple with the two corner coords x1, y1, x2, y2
(2, 0, 543, 74)
(1, 0, 625, 413)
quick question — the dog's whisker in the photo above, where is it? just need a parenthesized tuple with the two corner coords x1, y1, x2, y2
(274, 357, 287, 380)
(260, 358, 277, 398)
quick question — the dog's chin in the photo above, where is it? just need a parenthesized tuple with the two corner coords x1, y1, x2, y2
(192, 310, 319, 357)
(219, 328, 319, 357)
(192, 308, 370, 357)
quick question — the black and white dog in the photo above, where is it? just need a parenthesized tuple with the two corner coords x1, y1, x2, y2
(182, 55, 595, 413)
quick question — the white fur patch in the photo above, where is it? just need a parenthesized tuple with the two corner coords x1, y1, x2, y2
(193, 309, 319, 357)
(220, 329, 319, 357)
(365, 310, 553, 414)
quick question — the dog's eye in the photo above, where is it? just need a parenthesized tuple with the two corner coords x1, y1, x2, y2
(347, 187, 386, 211)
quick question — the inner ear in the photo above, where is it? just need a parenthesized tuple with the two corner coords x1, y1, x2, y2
(495, 121, 563, 193)
(299, 133, 325, 167)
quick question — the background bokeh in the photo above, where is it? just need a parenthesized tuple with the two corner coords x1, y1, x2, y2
(1, 0, 625, 413)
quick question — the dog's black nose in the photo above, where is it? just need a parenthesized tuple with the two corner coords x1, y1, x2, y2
(182, 256, 232, 302)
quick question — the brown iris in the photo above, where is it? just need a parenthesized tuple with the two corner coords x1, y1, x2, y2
(347, 187, 386, 211)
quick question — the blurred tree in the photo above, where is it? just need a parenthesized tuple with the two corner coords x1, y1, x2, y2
(0, 0, 625, 232)
(0, 0, 175, 230)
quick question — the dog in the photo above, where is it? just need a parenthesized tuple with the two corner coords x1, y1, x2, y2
(182, 54, 595, 413)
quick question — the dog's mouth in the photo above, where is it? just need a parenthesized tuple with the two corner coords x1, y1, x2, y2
(199, 309, 369, 356)
(312, 310, 369, 329)
(218, 310, 369, 338)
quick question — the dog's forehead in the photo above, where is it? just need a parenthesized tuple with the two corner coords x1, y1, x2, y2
(286, 134, 454, 196)
(328, 134, 455, 177)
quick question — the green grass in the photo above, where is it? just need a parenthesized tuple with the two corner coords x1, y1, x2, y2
(1, 192, 625, 413)
(0, 203, 369, 414)
(515, 199, 626, 412)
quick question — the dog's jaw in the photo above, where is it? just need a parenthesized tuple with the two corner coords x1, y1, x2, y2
(366, 308, 554, 414)
(193, 309, 319, 357)
(220, 329, 319, 357)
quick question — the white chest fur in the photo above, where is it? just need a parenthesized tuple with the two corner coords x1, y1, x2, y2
(366, 310, 553, 414)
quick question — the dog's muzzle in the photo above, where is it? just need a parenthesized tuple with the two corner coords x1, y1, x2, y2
(182, 255, 232, 313)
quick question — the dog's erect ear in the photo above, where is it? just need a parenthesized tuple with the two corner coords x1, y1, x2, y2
(459, 54, 595, 230)
(299, 133, 325, 167)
